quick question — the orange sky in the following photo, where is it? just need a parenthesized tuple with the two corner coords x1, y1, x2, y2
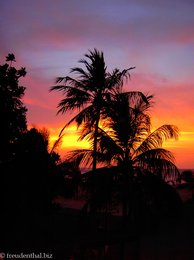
(54, 130, 194, 170)
(25, 72, 194, 170)
(44, 111, 194, 170)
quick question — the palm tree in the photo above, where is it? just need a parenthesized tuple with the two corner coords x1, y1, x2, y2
(68, 92, 179, 215)
(67, 91, 180, 259)
(50, 48, 137, 172)
(70, 92, 179, 176)
(99, 92, 179, 178)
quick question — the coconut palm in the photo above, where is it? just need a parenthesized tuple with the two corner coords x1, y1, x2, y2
(70, 92, 179, 176)
(50, 48, 138, 172)
(67, 92, 180, 259)
(68, 92, 179, 214)
(99, 92, 179, 178)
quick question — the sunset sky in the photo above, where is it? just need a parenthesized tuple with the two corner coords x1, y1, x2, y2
(1, 0, 194, 169)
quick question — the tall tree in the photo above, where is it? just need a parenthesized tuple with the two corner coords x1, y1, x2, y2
(0, 54, 27, 162)
(73, 92, 179, 179)
(99, 93, 180, 258)
(68, 92, 180, 217)
(100, 93, 179, 178)
(50, 48, 138, 171)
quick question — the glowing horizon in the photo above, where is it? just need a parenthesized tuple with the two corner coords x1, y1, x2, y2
(41, 121, 194, 169)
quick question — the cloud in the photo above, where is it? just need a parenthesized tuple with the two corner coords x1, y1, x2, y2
(1, 0, 194, 53)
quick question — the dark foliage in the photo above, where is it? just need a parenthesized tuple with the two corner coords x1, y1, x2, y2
(3, 128, 58, 215)
(0, 54, 27, 162)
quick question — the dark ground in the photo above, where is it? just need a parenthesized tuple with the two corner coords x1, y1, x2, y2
(3, 191, 194, 259)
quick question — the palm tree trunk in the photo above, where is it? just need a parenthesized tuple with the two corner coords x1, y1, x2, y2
(89, 113, 100, 213)
(120, 164, 128, 260)
(92, 114, 100, 171)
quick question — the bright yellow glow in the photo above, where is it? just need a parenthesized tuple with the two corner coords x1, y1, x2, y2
(48, 124, 194, 169)
(163, 131, 194, 169)
(163, 131, 194, 149)
(49, 125, 90, 154)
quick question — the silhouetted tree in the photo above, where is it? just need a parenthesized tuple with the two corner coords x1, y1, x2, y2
(16, 128, 60, 211)
(6, 53, 16, 66)
(71, 92, 179, 181)
(0, 54, 27, 162)
(68, 91, 181, 258)
(3, 127, 60, 218)
(50, 48, 138, 172)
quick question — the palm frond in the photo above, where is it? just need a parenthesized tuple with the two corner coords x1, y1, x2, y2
(66, 149, 93, 167)
(106, 67, 134, 91)
(50, 133, 64, 154)
(58, 104, 94, 137)
(77, 125, 124, 165)
(77, 123, 94, 142)
(96, 127, 124, 164)
(101, 92, 152, 150)
(135, 125, 179, 154)
(135, 148, 175, 163)
(120, 92, 153, 108)
(134, 148, 180, 181)
(70, 67, 90, 79)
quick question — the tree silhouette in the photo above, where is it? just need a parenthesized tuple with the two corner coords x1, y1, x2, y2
(6, 53, 16, 66)
(0, 54, 27, 162)
(71, 92, 179, 179)
(4, 127, 59, 214)
(50, 48, 137, 172)
(68, 92, 180, 222)
(67, 91, 181, 259)
(103, 93, 179, 177)
(2, 126, 62, 254)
